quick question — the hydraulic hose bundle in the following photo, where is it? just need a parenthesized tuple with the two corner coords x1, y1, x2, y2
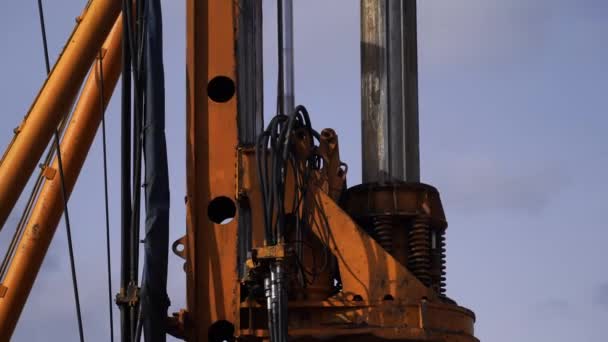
(255, 105, 316, 246)
(255, 105, 318, 342)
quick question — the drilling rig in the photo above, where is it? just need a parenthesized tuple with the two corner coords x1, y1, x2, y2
(0, 1, 477, 341)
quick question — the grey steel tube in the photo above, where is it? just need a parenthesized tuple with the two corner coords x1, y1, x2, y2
(361, 0, 420, 183)
(266, 4, 292, 338)
(278, 0, 295, 115)
(265, 261, 288, 342)
(237, 0, 264, 278)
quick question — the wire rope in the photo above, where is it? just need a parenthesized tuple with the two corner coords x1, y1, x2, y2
(36, 1, 85, 340)
(97, 49, 115, 342)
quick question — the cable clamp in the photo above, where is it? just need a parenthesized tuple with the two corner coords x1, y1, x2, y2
(41, 165, 57, 180)
(115, 282, 140, 307)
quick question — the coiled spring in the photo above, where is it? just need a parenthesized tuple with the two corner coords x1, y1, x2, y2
(372, 215, 394, 253)
(408, 216, 432, 287)
(431, 230, 447, 295)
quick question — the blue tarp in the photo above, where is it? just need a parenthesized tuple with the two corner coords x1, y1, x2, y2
(140, 0, 170, 340)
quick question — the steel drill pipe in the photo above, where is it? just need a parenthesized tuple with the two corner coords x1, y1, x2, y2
(361, 0, 420, 183)
(0, 16, 123, 339)
(0, 0, 121, 230)
(278, 0, 295, 116)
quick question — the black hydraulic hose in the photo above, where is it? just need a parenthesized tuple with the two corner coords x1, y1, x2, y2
(120, 0, 133, 340)
(139, 0, 171, 340)
(122, 0, 138, 84)
(130, 85, 142, 280)
(256, 133, 272, 244)
(128, 1, 147, 337)
(257, 105, 324, 340)
(98, 50, 115, 342)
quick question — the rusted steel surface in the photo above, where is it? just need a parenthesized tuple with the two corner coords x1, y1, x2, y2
(236, 130, 475, 341)
(316, 128, 347, 201)
(0, 15, 123, 339)
(307, 187, 437, 303)
(342, 182, 447, 228)
(182, 3, 474, 340)
(185, 0, 240, 339)
(240, 298, 476, 341)
(0, 0, 122, 230)
(235, 0, 264, 280)
(343, 182, 449, 297)
(361, 0, 420, 183)
(236, 146, 266, 252)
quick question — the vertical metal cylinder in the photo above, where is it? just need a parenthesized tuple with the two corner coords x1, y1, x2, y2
(274, 0, 295, 252)
(361, 0, 420, 183)
(0, 16, 123, 339)
(278, 0, 295, 115)
(236, 0, 264, 279)
(119, 1, 133, 340)
(265, 262, 288, 342)
(237, 0, 264, 144)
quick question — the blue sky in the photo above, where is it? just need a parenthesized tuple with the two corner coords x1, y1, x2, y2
(0, 1, 607, 341)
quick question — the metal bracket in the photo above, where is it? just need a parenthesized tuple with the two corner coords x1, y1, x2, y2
(167, 309, 191, 340)
(244, 244, 293, 283)
(13, 122, 24, 134)
(236, 146, 256, 200)
(172, 235, 187, 260)
(250, 244, 291, 261)
(41, 165, 57, 180)
(315, 128, 347, 201)
(115, 282, 140, 307)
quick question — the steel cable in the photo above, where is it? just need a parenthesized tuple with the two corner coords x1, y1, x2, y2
(128, 1, 147, 337)
(36, 1, 85, 341)
(0, 123, 65, 278)
(97, 49, 115, 342)
(118, 1, 133, 340)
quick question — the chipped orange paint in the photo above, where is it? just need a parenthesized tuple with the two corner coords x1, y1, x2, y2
(185, 0, 240, 340)
(308, 187, 437, 303)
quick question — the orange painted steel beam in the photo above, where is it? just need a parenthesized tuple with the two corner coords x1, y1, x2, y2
(308, 187, 437, 303)
(185, 0, 240, 340)
(0, 0, 121, 230)
(0, 16, 122, 339)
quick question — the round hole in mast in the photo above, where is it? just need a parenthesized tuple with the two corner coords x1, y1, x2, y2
(207, 76, 235, 103)
(208, 320, 235, 342)
(207, 196, 236, 225)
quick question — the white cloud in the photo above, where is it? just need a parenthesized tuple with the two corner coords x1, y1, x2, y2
(418, 0, 555, 67)
(594, 282, 608, 311)
(534, 298, 573, 318)
(425, 154, 571, 215)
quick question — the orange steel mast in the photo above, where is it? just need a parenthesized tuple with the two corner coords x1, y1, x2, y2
(0, 2, 479, 341)
(182, 0, 241, 339)
(175, 1, 477, 341)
